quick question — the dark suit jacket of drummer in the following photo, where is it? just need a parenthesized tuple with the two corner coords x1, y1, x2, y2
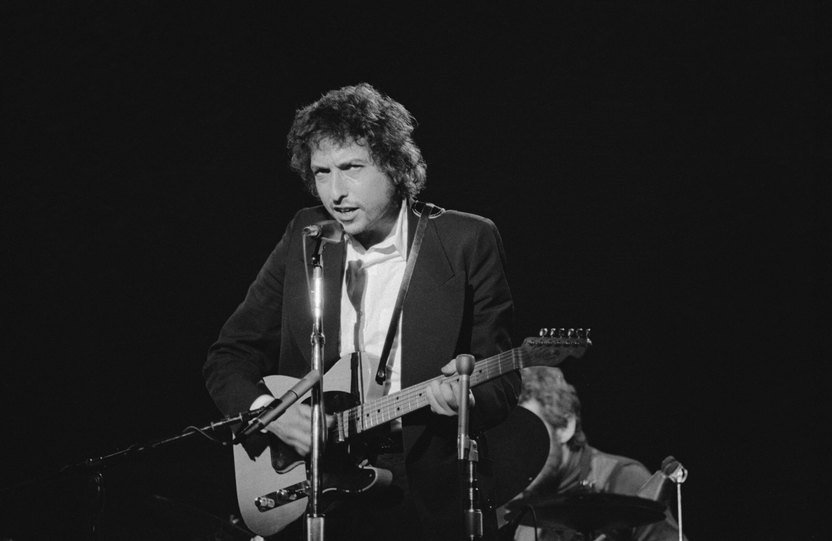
(203, 201, 521, 498)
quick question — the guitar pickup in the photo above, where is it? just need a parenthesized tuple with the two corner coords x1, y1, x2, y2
(255, 480, 310, 511)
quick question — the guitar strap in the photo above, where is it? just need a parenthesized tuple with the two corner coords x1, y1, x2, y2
(373, 202, 435, 385)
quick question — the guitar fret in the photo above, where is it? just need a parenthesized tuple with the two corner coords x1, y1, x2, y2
(333, 337, 586, 439)
(340, 354, 513, 436)
(341, 357, 513, 435)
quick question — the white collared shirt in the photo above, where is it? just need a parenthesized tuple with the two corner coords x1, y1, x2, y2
(249, 201, 409, 413)
(339, 200, 408, 398)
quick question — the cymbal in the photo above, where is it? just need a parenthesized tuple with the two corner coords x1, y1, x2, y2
(484, 405, 550, 506)
(504, 492, 665, 533)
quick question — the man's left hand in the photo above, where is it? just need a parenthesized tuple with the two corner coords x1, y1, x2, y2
(426, 358, 476, 416)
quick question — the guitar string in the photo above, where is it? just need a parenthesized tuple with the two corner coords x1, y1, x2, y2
(349, 340, 582, 430)
(337, 348, 526, 437)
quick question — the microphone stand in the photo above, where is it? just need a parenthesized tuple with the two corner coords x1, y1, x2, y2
(456, 354, 482, 541)
(666, 459, 688, 541)
(306, 238, 327, 541)
(63, 410, 264, 473)
(54, 409, 265, 540)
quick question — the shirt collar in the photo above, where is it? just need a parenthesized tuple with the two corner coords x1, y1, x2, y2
(345, 199, 408, 262)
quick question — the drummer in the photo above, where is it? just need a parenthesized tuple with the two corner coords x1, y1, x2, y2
(500, 367, 687, 541)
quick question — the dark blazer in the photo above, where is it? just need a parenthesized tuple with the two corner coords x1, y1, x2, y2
(204, 202, 520, 535)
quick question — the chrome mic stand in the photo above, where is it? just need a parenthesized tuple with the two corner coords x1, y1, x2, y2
(302, 221, 342, 541)
(306, 239, 327, 541)
(664, 457, 688, 541)
(456, 354, 482, 540)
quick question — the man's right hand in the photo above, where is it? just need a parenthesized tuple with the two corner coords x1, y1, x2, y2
(263, 403, 334, 457)
(263, 403, 314, 456)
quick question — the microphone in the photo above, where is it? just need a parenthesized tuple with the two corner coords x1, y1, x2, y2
(662, 456, 688, 484)
(302, 220, 344, 243)
(637, 456, 688, 503)
(233, 370, 322, 444)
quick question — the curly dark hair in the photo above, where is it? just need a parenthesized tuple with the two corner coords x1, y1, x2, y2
(287, 83, 427, 201)
(520, 366, 588, 451)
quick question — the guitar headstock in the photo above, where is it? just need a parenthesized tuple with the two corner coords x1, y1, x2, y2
(519, 328, 592, 368)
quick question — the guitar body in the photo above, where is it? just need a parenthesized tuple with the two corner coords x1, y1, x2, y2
(234, 374, 392, 537)
(233, 431, 306, 537)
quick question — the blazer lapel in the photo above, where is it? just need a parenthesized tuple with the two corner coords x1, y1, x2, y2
(401, 207, 461, 386)
(405, 206, 454, 288)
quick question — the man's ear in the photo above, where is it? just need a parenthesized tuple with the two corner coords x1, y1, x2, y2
(555, 415, 577, 445)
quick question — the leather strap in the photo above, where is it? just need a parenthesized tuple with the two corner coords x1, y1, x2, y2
(373, 202, 434, 385)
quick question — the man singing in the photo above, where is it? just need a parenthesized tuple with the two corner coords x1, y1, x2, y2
(204, 83, 519, 540)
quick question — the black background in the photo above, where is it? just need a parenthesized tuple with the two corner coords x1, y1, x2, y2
(2, 2, 826, 540)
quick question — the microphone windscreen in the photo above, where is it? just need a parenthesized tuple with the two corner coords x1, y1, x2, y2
(661, 455, 680, 475)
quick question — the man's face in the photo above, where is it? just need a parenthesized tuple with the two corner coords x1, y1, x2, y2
(311, 139, 400, 249)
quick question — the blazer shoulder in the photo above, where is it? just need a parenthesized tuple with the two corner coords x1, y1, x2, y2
(440, 209, 498, 228)
(431, 209, 502, 242)
(412, 202, 498, 231)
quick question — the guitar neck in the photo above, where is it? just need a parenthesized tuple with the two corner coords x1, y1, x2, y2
(334, 348, 524, 439)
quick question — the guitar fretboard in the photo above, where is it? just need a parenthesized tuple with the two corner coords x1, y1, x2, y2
(334, 348, 525, 440)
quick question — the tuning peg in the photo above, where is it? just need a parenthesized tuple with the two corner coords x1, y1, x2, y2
(538, 327, 593, 339)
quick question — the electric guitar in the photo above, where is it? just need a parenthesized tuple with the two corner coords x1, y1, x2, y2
(233, 329, 591, 536)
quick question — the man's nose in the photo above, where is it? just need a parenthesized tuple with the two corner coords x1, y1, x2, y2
(330, 170, 349, 200)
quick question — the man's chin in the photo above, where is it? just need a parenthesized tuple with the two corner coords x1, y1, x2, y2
(339, 221, 365, 237)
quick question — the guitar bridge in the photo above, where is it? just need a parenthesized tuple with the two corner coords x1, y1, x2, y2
(255, 480, 310, 511)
